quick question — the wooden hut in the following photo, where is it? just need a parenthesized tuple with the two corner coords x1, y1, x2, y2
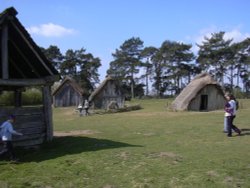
(0, 7, 60, 147)
(171, 73, 225, 111)
(52, 76, 86, 107)
(89, 76, 125, 109)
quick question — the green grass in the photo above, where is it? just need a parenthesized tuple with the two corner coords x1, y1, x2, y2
(0, 99, 250, 188)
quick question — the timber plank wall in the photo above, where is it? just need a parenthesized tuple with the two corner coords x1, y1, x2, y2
(0, 107, 46, 147)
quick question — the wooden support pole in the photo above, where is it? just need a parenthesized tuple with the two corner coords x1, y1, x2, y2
(11, 23, 54, 75)
(1, 24, 9, 79)
(42, 85, 53, 141)
(14, 89, 22, 107)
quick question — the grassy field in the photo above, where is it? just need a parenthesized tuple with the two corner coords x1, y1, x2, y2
(0, 99, 250, 188)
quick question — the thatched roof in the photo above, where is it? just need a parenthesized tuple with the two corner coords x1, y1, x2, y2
(0, 7, 59, 84)
(52, 76, 85, 96)
(171, 73, 223, 111)
(88, 76, 113, 101)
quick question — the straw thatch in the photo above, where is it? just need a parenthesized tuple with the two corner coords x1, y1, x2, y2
(171, 73, 225, 111)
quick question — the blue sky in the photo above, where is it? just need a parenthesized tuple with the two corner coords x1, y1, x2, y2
(1, 0, 250, 81)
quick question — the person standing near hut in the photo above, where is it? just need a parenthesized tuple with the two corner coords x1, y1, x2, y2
(84, 99, 89, 116)
(223, 116, 228, 133)
(0, 115, 23, 162)
(224, 96, 230, 133)
(224, 94, 241, 137)
(77, 103, 83, 116)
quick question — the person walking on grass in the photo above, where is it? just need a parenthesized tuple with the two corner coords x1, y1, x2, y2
(224, 94, 241, 137)
(0, 115, 23, 162)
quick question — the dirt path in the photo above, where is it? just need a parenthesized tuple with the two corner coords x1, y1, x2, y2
(54, 130, 101, 137)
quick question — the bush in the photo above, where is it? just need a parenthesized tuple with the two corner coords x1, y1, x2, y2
(0, 91, 14, 106)
(22, 88, 42, 105)
(233, 88, 248, 99)
(0, 88, 42, 106)
(108, 104, 142, 113)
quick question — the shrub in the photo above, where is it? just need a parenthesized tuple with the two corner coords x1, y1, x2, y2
(0, 88, 42, 106)
(22, 88, 42, 105)
(108, 104, 142, 113)
(0, 91, 14, 106)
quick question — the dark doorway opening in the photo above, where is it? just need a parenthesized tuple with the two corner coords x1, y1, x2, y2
(200, 95, 208, 111)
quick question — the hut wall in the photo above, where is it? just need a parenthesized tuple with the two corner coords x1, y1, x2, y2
(188, 85, 225, 111)
(0, 107, 46, 147)
(53, 83, 82, 107)
(93, 80, 124, 109)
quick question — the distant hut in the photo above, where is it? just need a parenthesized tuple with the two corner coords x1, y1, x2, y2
(171, 73, 225, 111)
(0, 7, 60, 147)
(52, 76, 86, 107)
(89, 76, 125, 109)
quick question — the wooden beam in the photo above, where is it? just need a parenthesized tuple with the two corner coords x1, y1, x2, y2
(1, 24, 8, 79)
(42, 86, 53, 141)
(9, 58, 27, 78)
(14, 89, 22, 107)
(9, 39, 41, 77)
(0, 77, 57, 86)
(10, 22, 54, 75)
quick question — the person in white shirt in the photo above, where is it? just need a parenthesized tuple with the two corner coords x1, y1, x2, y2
(84, 99, 89, 116)
(0, 115, 23, 161)
(224, 94, 241, 137)
(77, 103, 83, 116)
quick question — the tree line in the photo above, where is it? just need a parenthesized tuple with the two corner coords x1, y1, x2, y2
(41, 31, 250, 98)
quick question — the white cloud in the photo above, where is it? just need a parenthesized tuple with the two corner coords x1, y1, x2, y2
(194, 26, 217, 45)
(189, 26, 250, 54)
(224, 29, 250, 43)
(27, 23, 77, 37)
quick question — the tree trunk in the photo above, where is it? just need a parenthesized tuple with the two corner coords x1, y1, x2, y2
(131, 83, 134, 98)
(230, 66, 234, 90)
(145, 68, 149, 96)
(131, 72, 134, 99)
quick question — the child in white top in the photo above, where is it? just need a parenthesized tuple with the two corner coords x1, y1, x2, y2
(0, 115, 23, 161)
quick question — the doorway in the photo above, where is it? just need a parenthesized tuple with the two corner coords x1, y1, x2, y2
(200, 95, 208, 111)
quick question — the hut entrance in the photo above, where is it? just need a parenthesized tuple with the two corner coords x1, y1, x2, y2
(200, 95, 208, 111)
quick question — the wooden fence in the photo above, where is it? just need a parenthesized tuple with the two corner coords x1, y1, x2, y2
(0, 107, 47, 147)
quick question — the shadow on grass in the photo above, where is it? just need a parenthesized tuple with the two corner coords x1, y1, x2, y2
(18, 136, 143, 162)
(240, 128, 250, 136)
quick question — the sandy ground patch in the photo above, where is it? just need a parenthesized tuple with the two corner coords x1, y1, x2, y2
(54, 130, 101, 137)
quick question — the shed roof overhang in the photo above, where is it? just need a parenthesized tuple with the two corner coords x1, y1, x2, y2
(0, 7, 60, 89)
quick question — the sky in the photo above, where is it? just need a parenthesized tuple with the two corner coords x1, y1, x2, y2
(1, 0, 250, 81)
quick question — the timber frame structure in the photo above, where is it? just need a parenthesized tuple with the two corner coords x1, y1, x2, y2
(0, 7, 60, 146)
(89, 76, 125, 110)
(52, 76, 86, 107)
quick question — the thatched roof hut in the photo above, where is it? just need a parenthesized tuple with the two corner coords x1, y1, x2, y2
(52, 76, 86, 107)
(171, 73, 225, 111)
(89, 76, 125, 109)
(0, 7, 60, 147)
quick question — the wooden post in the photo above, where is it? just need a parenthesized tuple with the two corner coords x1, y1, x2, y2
(14, 89, 22, 107)
(42, 85, 53, 141)
(1, 24, 8, 79)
